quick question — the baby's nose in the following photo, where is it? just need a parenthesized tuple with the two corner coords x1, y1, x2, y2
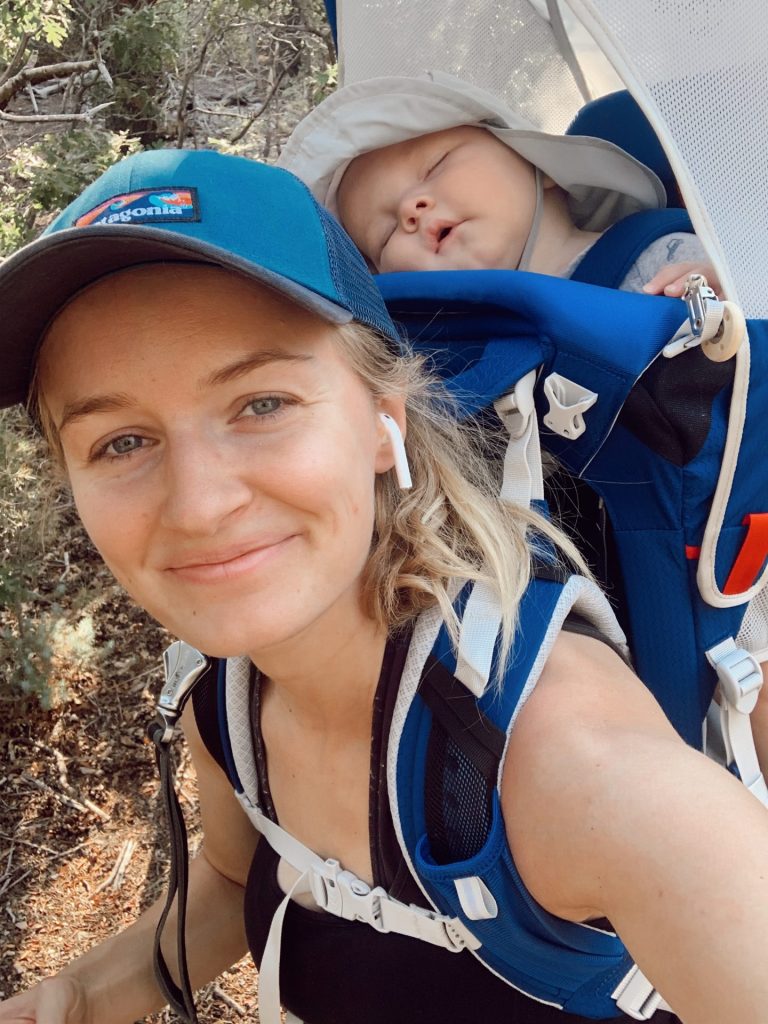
(399, 194, 434, 232)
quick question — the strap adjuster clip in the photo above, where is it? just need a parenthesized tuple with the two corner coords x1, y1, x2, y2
(151, 641, 208, 745)
(711, 645, 763, 714)
(613, 964, 668, 1020)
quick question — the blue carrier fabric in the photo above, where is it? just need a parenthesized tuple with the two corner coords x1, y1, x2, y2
(206, 78, 768, 1015)
(377, 265, 768, 749)
(366, 262, 768, 1020)
(211, 252, 768, 1022)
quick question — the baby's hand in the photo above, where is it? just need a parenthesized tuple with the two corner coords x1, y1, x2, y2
(643, 261, 723, 299)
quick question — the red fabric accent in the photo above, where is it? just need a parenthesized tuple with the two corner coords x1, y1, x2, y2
(724, 513, 768, 594)
(685, 545, 701, 560)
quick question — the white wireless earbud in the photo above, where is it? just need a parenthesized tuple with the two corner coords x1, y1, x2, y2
(379, 413, 412, 490)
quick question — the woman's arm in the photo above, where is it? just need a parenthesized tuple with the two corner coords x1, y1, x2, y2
(0, 701, 259, 1024)
(502, 629, 768, 1024)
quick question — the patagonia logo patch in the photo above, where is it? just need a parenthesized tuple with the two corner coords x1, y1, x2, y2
(74, 187, 200, 227)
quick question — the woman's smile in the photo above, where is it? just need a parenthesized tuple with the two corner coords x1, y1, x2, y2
(165, 533, 298, 584)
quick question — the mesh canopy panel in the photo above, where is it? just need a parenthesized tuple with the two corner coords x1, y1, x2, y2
(337, 0, 586, 131)
(566, 0, 768, 317)
(737, 587, 768, 658)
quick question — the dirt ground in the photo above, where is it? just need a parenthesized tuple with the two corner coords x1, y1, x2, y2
(0, 543, 261, 1021)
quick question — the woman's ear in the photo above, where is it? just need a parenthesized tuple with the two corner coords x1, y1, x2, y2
(375, 397, 411, 489)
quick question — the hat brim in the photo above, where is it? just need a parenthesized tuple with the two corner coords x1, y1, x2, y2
(0, 225, 353, 408)
(279, 72, 667, 231)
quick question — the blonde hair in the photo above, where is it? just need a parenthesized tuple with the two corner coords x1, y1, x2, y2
(335, 322, 590, 673)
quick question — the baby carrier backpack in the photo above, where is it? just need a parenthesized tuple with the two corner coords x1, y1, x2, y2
(148, 1, 768, 1021)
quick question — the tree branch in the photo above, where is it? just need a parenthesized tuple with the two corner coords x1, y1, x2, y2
(227, 49, 302, 145)
(0, 59, 99, 110)
(0, 101, 113, 124)
(0, 32, 33, 89)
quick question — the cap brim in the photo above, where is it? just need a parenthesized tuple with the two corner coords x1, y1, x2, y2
(0, 225, 353, 408)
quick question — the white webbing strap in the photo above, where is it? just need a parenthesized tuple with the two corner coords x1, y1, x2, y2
(707, 638, 768, 805)
(455, 371, 543, 697)
(612, 964, 672, 1020)
(697, 340, 768, 607)
(494, 370, 544, 505)
(225, 655, 261, 806)
(259, 867, 312, 1024)
(235, 791, 480, 1024)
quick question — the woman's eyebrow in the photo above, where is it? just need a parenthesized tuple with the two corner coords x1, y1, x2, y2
(59, 393, 133, 433)
(204, 349, 313, 388)
(57, 351, 314, 432)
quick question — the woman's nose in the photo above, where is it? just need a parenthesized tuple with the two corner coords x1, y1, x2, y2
(160, 441, 253, 535)
(398, 193, 434, 233)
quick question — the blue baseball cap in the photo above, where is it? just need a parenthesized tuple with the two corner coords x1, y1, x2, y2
(0, 148, 399, 408)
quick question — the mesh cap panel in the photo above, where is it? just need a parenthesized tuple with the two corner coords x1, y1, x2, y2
(315, 199, 399, 341)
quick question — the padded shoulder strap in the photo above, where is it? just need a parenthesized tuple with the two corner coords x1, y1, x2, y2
(386, 576, 654, 1019)
(570, 208, 694, 290)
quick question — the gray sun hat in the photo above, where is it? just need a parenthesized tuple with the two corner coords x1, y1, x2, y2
(279, 71, 667, 232)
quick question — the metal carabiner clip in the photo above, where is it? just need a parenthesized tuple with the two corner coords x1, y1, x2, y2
(153, 640, 209, 744)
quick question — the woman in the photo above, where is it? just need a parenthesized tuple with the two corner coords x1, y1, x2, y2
(1, 148, 768, 1024)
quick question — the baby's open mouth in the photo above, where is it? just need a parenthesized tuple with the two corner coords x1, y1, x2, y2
(438, 226, 452, 243)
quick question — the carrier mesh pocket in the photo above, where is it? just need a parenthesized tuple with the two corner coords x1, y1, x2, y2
(419, 655, 504, 865)
(424, 720, 495, 864)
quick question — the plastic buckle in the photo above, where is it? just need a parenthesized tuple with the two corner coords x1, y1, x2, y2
(309, 859, 478, 952)
(713, 647, 763, 714)
(310, 858, 384, 926)
(612, 964, 667, 1020)
(542, 373, 597, 440)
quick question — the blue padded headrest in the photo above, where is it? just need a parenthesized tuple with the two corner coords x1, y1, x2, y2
(567, 90, 681, 209)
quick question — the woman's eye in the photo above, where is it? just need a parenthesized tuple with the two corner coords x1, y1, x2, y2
(241, 395, 285, 418)
(95, 434, 145, 460)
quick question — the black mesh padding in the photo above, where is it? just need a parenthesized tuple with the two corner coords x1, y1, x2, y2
(424, 725, 496, 864)
(618, 346, 734, 466)
(419, 655, 504, 864)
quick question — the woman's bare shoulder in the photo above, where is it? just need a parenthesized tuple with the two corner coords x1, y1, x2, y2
(500, 628, 684, 920)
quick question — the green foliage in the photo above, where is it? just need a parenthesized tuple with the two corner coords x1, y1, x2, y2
(0, 127, 139, 256)
(0, 0, 73, 54)
(313, 60, 337, 103)
(97, 1, 184, 140)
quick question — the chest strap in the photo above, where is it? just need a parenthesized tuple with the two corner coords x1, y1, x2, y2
(236, 790, 480, 1024)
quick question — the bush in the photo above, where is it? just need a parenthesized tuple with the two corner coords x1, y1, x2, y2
(0, 410, 76, 706)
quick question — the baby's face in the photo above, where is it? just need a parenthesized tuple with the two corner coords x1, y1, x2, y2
(336, 125, 538, 273)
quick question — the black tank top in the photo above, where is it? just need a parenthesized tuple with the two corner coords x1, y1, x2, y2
(192, 628, 677, 1024)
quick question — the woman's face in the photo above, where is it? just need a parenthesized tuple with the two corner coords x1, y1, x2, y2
(38, 265, 403, 660)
